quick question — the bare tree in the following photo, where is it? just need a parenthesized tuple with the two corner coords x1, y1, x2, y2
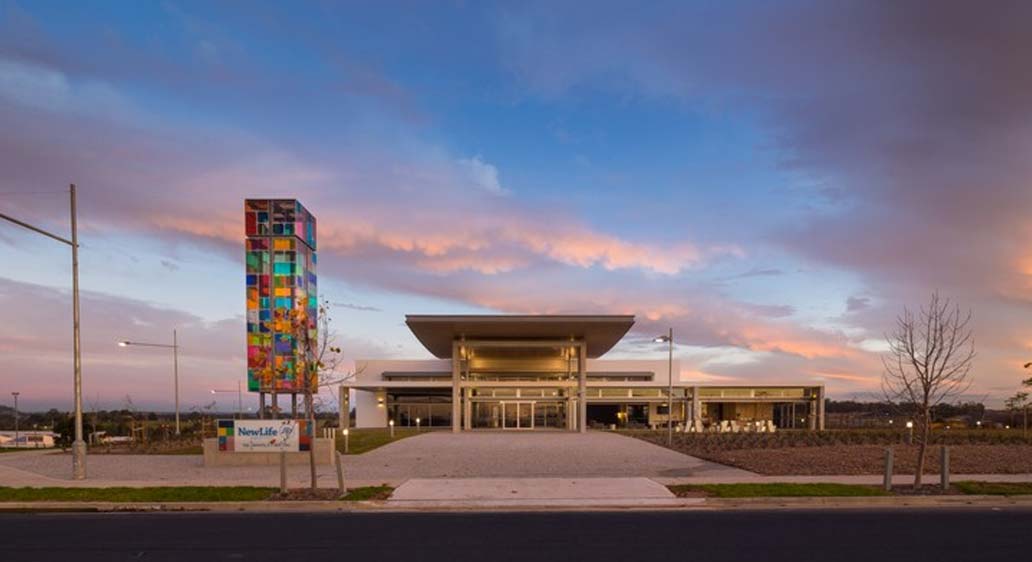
(1005, 392, 1029, 438)
(882, 291, 974, 487)
(286, 299, 345, 491)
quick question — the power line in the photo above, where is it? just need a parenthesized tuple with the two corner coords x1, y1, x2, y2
(0, 190, 69, 197)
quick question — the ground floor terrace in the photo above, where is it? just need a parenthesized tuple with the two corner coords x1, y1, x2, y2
(347, 384, 826, 432)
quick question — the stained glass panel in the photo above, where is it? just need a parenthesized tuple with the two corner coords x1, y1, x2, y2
(244, 199, 317, 394)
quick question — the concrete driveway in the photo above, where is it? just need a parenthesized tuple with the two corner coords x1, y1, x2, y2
(342, 431, 751, 480)
(0, 431, 750, 487)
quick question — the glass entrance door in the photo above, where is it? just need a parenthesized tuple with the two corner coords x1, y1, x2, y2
(501, 401, 534, 429)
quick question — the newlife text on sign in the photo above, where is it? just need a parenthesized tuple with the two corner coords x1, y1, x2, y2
(218, 419, 302, 452)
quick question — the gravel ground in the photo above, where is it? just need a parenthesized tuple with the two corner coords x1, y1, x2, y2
(696, 445, 1032, 475)
(0, 431, 751, 486)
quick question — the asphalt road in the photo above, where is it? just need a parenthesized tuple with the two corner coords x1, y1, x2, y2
(2, 508, 1029, 561)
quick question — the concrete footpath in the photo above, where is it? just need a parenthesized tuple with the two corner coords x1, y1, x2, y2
(3, 475, 1032, 512)
(389, 477, 685, 508)
(1, 494, 1031, 514)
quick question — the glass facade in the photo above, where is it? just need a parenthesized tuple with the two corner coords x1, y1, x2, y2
(386, 394, 453, 427)
(470, 401, 567, 429)
(245, 199, 317, 393)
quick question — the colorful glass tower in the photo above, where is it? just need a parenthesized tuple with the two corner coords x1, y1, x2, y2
(244, 199, 317, 397)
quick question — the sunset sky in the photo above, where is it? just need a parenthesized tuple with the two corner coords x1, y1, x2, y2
(2, 1, 1031, 411)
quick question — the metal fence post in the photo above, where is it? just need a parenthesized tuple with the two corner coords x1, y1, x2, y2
(884, 447, 894, 492)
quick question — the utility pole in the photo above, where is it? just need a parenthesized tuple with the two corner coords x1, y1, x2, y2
(0, 184, 86, 478)
(173, 329, 180, 434)
(70, 185, 85, 477)
(11, 392, 19, 447)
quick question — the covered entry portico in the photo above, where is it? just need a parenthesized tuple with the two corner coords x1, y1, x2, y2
(406, 315, 635, 433)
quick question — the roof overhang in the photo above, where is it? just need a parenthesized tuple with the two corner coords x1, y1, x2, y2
(406, 315, 635, 359)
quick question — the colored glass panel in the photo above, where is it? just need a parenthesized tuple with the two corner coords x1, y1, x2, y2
(245, 198, 317, 394)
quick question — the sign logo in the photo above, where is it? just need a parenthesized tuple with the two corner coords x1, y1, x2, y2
(217, 419, 312, 453)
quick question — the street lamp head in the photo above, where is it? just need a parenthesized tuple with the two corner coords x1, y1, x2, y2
(117, 341, 129, 347)
(653, 335, 671, 343)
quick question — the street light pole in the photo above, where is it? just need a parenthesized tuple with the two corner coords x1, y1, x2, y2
(654, 329, 675, 446)
(173, 329, 179, 434)
(211, 384, 244, 418)
(11, 392, 19, 447)
(0, 184, 86, 479)
(118, 331, 180, 434)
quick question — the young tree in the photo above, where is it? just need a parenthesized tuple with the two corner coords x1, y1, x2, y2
(281, 299, 344, 491)
(1005, 392, 1029, 438)
(882, 292, 974, 487)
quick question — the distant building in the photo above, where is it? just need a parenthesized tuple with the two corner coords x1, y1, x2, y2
(0, 431, 57, 448)
(344, 315, 825, 432)
(244, 199, 318, 411)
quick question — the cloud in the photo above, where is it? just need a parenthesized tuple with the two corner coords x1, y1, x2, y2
(0, 275, 243, 409)
(488, 0, 1032, 402)
(457, 155, 508, 195)
(727, 267, 784, 280)
(331, 302, 382, 312)
(846, 296, 870, 312)
(5, 2, 1031, 405)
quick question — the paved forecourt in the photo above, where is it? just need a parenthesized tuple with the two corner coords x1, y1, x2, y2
(0, 431, 750, 488)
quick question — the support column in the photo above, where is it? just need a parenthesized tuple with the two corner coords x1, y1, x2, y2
(578, 342, 587, 433)
(338, 385, 350, 430)
(817, 386, 826, 431)
(463, 388, 472, 430)
(566, 390, 575, 431)
(451, 341, 461, 432)
(691, 385, 701, 426)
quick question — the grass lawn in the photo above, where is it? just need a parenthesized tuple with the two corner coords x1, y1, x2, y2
(0, 486, 277, 502)
(669, 483, 891, 498)
(953, 481, 1032, 496)
(336, 427, 424, 455)
(0, 485, 396, 502)
(342, 486, 394, 501)
(88, 444, 204, 455)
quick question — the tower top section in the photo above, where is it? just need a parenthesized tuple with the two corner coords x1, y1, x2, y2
(244, 199, 317, 251)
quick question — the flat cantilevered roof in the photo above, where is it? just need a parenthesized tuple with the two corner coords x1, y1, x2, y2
(406, 315, 635, 359)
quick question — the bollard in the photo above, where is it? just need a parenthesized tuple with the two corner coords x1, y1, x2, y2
(335, 451, 346, 498)
(884, 447, 894, 492)
(279, 450, 287, 494)
(940, 445, 950, 491)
